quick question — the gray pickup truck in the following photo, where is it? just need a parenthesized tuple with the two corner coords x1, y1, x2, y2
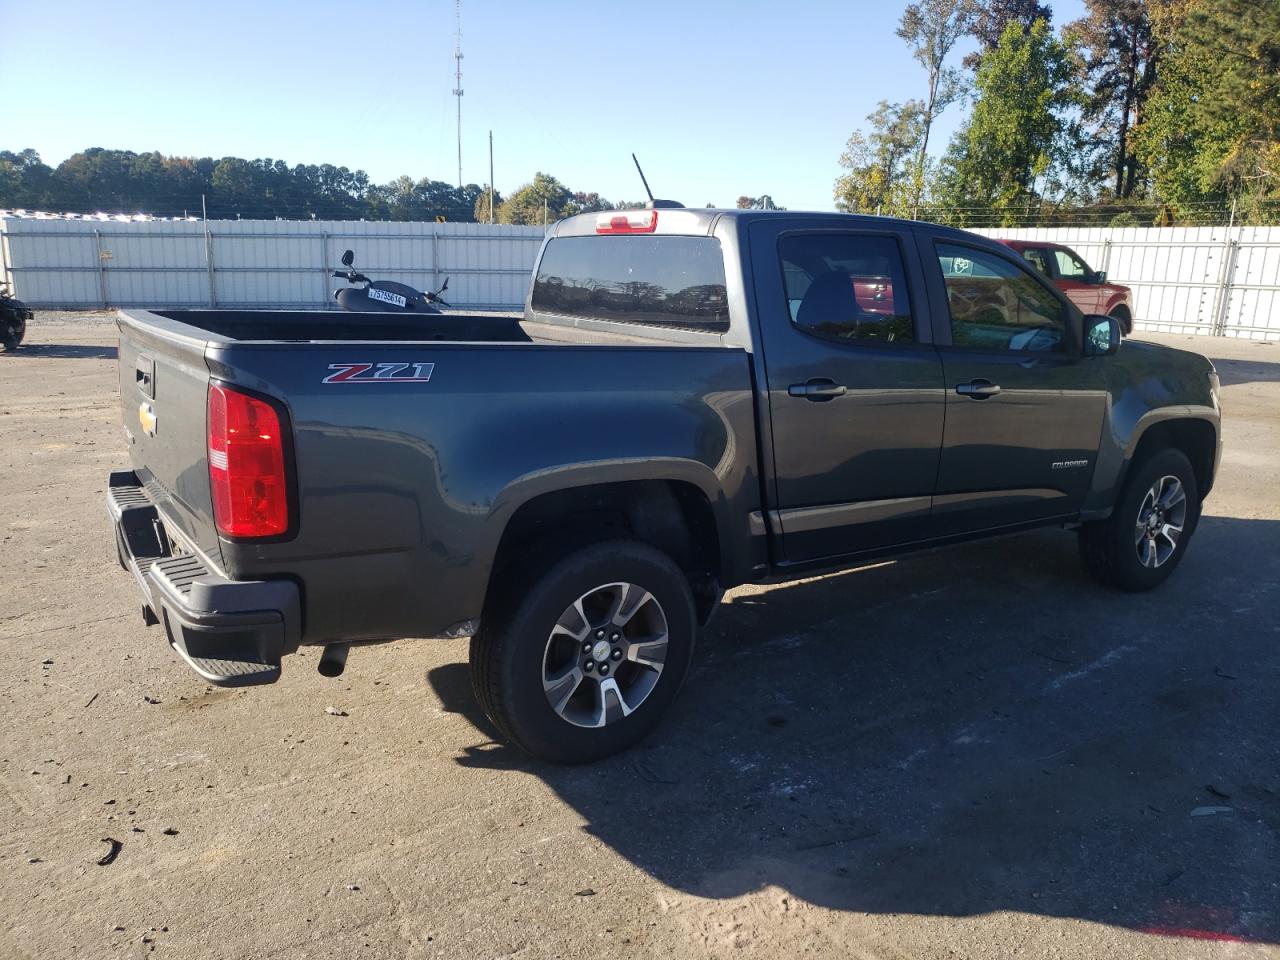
(108, 208, 1221, 762)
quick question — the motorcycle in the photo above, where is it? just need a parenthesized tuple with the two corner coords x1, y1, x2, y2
(1, 283, 31, 351)
(332, 249, 450, 314)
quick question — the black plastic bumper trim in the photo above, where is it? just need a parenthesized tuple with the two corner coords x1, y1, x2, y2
(106, 470, 300, 687)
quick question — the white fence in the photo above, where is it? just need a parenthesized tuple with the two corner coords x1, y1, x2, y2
(0, 218, 547, 312)
(974, 225, 1280, 341)
(3, 217, 1277, 338)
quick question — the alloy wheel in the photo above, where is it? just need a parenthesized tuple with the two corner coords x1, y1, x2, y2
(541, 582, 668, 729)
(1134, 475, 1187, 569)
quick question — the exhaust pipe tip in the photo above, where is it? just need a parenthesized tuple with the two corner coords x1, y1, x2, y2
(317, 642, 349, 678)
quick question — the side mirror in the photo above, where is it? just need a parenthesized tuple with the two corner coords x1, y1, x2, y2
(1089, 270, 1107, 284)
(1083, 314, 1120, 357)
(341, 249, 354, 267)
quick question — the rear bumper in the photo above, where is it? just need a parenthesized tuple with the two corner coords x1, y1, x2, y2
(107, 470, 301, 686)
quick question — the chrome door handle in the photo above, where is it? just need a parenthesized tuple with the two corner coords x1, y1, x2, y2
(955, 379, 1001, 399)
(788, 378, 847, 402)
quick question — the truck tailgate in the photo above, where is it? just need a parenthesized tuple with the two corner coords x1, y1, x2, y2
(116, 316, 222, 563)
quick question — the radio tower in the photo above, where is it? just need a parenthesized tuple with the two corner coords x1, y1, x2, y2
(452, 0, 464, 189)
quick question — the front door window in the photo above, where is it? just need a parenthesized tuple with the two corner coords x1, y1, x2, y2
(935, 243, 1066, 353)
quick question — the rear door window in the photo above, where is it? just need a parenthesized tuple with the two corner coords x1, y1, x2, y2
(530, 236, 729, 332)
(1021, 247, 1052, 276)
(778, 233, 915, 345)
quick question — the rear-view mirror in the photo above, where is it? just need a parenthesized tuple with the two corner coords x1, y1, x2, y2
(341, 249, 354, 267)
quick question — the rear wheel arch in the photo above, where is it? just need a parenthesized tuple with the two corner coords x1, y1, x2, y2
(485, 479, 724, 624)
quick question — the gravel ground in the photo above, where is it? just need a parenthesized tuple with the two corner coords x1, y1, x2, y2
(2, 313, 1278, 959)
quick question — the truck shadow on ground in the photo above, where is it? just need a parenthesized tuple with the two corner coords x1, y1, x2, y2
(429, 515, 1279, 944)
(0, 343, 118, 360)
(1207, 354, 1280, 387)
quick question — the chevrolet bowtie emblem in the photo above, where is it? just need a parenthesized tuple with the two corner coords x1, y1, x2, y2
(138, 401, 158, 437)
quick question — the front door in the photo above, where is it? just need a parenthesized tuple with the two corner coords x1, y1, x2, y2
(919, 237, 1108, 534)
(1051, 245, 1102, 314)
(748, 219, 946, 564)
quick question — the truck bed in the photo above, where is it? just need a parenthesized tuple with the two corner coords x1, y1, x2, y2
(127, 308, 727, 348)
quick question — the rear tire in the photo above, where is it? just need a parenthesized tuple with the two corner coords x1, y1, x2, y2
(1079, 447, 1199, 591)
(470, 540, 696, 764)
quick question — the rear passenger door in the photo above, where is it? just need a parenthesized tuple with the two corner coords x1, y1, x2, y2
(748, 218, 945, 564)
(919, 235, 1108, 534)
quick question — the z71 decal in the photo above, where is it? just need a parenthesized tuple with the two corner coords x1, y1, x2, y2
(323, 362, 435, 384)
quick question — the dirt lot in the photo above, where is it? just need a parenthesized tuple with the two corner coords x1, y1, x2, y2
(2, 314, 1278, 960)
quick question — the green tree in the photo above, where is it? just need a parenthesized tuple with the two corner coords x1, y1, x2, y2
(474, 186, 503, 222)
(497, 172, 574, 225)
(834, 100, 925, 215)
(1136, 0, 1280, 221)
(965, 0, 1053, 69)
(937, 18, 1078, 224)
(896, 0, 979, 217)
(570, 191, 615, 214)
(1069, 0, 1160, 199)
(735, 195, 785, 210)
(0, 149, 56, 209)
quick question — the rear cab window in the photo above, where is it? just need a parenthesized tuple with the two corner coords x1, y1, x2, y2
(530, 236, 729, 333)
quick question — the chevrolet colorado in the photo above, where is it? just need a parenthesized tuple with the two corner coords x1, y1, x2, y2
(107, 208, 1221, 762)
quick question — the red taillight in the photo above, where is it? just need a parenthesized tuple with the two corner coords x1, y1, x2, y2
(595, 210, 658, 234)
(207, 383, 289, 538)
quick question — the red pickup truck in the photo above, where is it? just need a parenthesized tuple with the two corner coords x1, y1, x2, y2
(996, 240, 1135, 335)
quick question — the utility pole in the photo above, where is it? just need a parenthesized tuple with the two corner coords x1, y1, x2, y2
(488, 130, 495, 224)
(452, 0, 464, 189)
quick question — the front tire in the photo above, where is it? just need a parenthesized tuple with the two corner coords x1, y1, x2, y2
(1109, 305, 1133, 337)
(1080, 448, 1200, 591)
(470, 540, 696, 763)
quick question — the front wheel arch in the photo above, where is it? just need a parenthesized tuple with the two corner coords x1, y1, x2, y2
(1107, 303, 1132, 334)
(1123, 417, 1218, 503)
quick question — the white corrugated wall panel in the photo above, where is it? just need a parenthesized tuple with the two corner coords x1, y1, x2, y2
(973, 225, 1280, 340)
(5, 218, 1274, 336)
(1, 217, 546, 310)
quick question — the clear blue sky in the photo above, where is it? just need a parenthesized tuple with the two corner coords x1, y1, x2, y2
(2, 0, 1085, 212)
